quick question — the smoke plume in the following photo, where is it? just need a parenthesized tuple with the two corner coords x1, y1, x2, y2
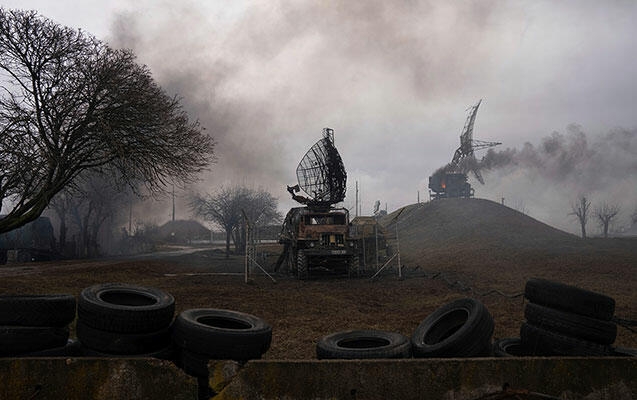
(478, 125, 637, 234)
(94, 0, 637, 232)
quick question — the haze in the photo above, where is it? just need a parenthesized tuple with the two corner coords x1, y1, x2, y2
(2, 0, 636, 235)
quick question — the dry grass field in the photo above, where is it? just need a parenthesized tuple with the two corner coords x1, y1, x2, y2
(0, 198, 635, 359)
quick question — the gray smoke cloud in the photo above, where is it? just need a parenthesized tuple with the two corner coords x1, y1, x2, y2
(478, 125, 637, 234)
(92, 0, 637, 231)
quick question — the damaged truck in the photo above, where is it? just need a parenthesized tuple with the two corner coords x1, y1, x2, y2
(275, 128, 358, 279)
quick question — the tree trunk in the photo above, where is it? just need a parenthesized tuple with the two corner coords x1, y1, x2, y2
(225, 228, 231, 259)
(59, 217, 67, 254)
(580, 222, 586, 239)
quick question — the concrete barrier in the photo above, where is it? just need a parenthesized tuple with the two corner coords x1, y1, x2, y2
(0, 357, 635, 399)
(0, 358, 196, 399)
(214, 357, 637, 400)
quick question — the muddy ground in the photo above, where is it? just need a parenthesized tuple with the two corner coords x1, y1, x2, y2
(0, 240, 634, 359)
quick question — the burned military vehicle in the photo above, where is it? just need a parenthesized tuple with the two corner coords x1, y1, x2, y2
(275, 128, 357, 279)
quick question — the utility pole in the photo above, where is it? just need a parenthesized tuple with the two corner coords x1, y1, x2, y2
(355, 181, 359, 218)
(418, 190, 420, 204)
(172, 184, 176, 222)
(128, 201, 132, 236)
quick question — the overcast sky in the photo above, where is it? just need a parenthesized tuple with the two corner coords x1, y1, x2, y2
(2, 0, 636, 234)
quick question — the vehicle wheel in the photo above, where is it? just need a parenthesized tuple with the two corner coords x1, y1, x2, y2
(316, 330, 411, 359)
(81, 343, 176, 360)
(611, 347, 637, 357)
(493, 337, 528, 357)
(0, 294, 76, 327)
(525, 302, 617, 345)
(0, 326, 69, 356)
(297, 250, 308, 280)
(520, 322, 611, 356)
(179, 348, 211, 377)
(524, 278, 615, 321)
(411, 298, 494, 358)
(76, 320, 172, 355)
(18, 339, 82, 357)
(173, 309, 272, 361)
(349, 255, 359, 276)
(78, 283, 174, 333)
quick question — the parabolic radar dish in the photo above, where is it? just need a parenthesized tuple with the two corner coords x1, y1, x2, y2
(295, 128, 347, 206)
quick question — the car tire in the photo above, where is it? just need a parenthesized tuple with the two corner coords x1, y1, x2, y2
(297, 250, 308, 280)
(411, 298, 494, 358)
(76, 320, 172, 355)
(611, 347, 637, 357)
(524, 278, 615, 321)
(17, 339, 82, 357)
(80, 343, 176, 360)
(78, 283, 174, 333)
(0, 326, 69, 356)
(0, 294, 76, 327)
(316, 329, 411, 359)
(173, 309, 271, 361)
(179, 348, 211, 377)
(493, 337, 529, 357)
(520, 322, 611, 356)
(525, 302, 617, 345)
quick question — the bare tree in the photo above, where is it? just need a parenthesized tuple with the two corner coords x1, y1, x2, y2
(191, 186, 281, 258)
(594, 202, 620, 238)
(569, 196, 591, 238)
(49, 172, 132, 258)
(0, 9, 215, 233)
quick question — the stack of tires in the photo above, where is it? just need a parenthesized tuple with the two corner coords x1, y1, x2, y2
(316, 298, 494, 359)
(76, 283, 175, 358)
(520, 278, 616, 356)
(0, 294, 79, 357)
(172, 309, 272, 377)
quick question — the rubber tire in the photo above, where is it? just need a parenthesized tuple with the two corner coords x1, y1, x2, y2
(0, 326, 69, 356)
(0, 294, 76, 327)
(316, 330, 411, 360)
(78, 283, 174, 333)
(17, 339, 82, 357)
(178, 348, 211, 377)
(297, 250, 308, 280)
(525, 302, 617, 345)
(524, 278, 615, 321)
(77, 320, 172, 355)
(520, 322, 611, 356)
(81, 344, 176, 360)
(493, 337, 528, 357)
(173, 309, 271, 361)
(411, 298, 494, 358)
(611, 347, 637, 357)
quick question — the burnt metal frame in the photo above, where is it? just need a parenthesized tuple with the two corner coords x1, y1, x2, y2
(295, 128, 347, 207)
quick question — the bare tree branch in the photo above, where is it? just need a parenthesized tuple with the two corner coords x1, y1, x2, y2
(190, 186, 282, 258)
(594, 202, 620, 238)
(0, 8, 215, 233)
(569, 195, 591, 239)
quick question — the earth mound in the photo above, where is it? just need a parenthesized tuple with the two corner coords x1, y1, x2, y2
(380, 198, 580, 254)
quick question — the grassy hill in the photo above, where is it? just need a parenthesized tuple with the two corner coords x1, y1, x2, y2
(378, 198, 636, 310)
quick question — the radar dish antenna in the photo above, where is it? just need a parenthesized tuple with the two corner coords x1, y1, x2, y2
(289, 128, 347, 208)
(450, 99, 501, 184)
